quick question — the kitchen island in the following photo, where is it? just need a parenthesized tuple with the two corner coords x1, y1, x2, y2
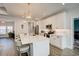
(20, 35, 50, 56)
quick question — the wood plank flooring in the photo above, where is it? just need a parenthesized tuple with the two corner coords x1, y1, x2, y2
(0, 38, 79, 56)
(0, 38, 16, 56)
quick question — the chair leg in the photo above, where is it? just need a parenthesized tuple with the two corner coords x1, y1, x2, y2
(19, 52, 21, 56)
(27, 51, 30, 56)
(17, 46, 21, 56)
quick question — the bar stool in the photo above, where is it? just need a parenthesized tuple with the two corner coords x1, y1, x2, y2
(15, 35, 30, 56)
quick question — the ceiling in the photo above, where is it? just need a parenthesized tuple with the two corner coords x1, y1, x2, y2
(0, 3, 64, 20)
(64, 3, 79, 11)
(0, 3, 79, 21)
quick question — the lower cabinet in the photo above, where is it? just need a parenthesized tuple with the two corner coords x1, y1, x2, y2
(30, 39, 50, 56)
(50, 35, 66, 49)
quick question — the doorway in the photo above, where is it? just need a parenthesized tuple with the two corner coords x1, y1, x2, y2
(74, 18, 79, 49)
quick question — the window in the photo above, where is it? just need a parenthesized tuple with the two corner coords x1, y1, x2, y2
(0, 26, 13, 35)
(7, 26, 13, 33)
(0, 26, 6, 34)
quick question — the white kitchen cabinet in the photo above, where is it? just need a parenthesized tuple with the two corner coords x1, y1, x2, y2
(50, 34, 66, 49)
(32, 39, 49, 56)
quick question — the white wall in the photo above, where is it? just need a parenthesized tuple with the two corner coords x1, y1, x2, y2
(65, 8, 79, 49)
(15, 19, 26, 35)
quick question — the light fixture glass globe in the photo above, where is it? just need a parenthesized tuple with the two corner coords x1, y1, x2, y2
(26, 15, 32, 19)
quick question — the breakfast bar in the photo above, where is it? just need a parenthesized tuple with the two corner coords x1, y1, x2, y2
(20, 35, 50, 56)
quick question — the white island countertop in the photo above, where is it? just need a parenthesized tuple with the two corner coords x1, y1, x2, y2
(20, 35, 49, 45)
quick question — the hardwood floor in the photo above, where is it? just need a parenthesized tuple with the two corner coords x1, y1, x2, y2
(0, 38, 79, 56)
(50, 45, 79, 56)
(0, 38, 16, 56)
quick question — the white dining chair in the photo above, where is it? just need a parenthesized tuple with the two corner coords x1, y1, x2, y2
(15, 35, 30, 56)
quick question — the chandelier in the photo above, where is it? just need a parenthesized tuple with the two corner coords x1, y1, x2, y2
(24, 3, 32, 19)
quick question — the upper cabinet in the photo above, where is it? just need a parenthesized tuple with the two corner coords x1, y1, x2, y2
(38, 12, 65, 32)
